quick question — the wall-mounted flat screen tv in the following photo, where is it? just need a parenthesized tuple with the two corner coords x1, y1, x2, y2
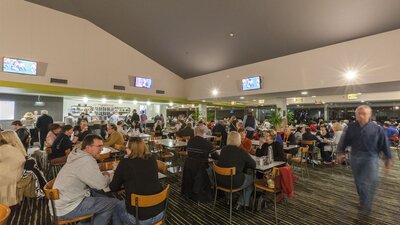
(134, 77, 152, 89)
(2, 57, 37, 76)
(242, 76, 261, 91)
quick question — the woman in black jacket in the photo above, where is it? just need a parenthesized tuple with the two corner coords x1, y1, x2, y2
(217, 131, 256, 210)
(256, 129, 285, 162)
(50, 125, 75, 164)
(110, 137, 164, 225)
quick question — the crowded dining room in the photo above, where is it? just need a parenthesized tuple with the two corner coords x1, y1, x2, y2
(1, 0, 400, 225)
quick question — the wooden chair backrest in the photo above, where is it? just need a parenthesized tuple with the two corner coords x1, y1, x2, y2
(0, 204, 11, 225)
(300, 146, 309, 153)
(213, 163, 236, 176)
(182, 136, 191, 142)
(96, 152, 110, 160)
(214, 132, 222, 137)
(157, 160, 167, 173)
(131, 184, 170, 207)
(44, 179, 59, 200)
(302, 140, 316, 146)
(45, 147, 52, 154)
(98, 160, 119, 171)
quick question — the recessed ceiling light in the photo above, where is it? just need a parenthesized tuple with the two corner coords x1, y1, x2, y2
(83, 97, 88, 103)
(301, 91, 308, 95)
(395, 106, 399, 110)
(239, 96, 245, 100)
(311, 96, 317, 98)
(345, 70, 358, 80)
(229, 32, 235, 37)
(201, 100, 206, 102)
(101, 98, 107, 104)
(133, 100, 137, 105)
(361, 100, 365, 103)
(118, 99, 123, 104)
(211, 89, 219, 96)
(169, 102, 174, 106)
(258, 99, 265, 104)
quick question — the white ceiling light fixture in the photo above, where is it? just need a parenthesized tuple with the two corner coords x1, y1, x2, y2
(239, 96, 245, 100)
(345, 69, 358, 80)
(229, 32, 235, 37)
(169, 102, 174, 106)
(101, 98, 107, 104)
(133, 100, 138, 105)
(301, 91, 308, 95)
(311, 96, 317, 98)
(118, 99, 123, 104)
(83, 97, 88, 103)
(201, 100, 206, 102)
(211, 89, 219, 96)
(395, 106, 399, 110)
(146, 101, 151, 106)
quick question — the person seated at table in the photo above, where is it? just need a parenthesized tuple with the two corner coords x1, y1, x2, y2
(0, 132, 26, 207)
(256, 130, 284, 161)
(52, 134, 118, 225)
(104, 123, 124, 149)
(207, 120, 216, 130)
(229, 119, 239, 132)
(181, 126, 219, 202)
(302, 127, 321, 164)
(110, 137, 164, 225)
(294, 126, 305, 145)
(154, 120, 163, 137)
(212, 120, 228, 147)
(176, 122, 194, 139)
(46, 123, 62, 147)
(238, 128, 254, 155)
(316, 125, 333, 164)
(11, 120, 31, 151)
(130, 120, 143, 133)
(217, 131, 256, 210)
(282, 127, 296, 145)
(116, 121, 128, 136)
(50, 125, 76, 164)
(73, 119, 92, 142)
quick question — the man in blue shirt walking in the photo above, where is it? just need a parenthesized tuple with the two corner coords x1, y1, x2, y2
(337, 105, 393, 216)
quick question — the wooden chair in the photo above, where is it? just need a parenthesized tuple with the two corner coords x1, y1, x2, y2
(301, 140, 318, 167)
(44, 179, 94, 225)
(253, 167, 281, 225)
(0, 204, 11, 225)
(98, 160, 120, 171)
(290, 146, 309, 178)
(96, 152, 110, 161)
(212, 163, 245, 224)
(213, 136, 222, 150)
(131, 184, 170, 225)
(157, 160, 167, 173)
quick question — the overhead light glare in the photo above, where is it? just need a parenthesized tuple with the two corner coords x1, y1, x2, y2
(83, 97, 88, 103)
(345, 70, 358, 80)
(101, 98, 107, 104)
(301, 91, 308, 95)
(211, 89, 219, 96)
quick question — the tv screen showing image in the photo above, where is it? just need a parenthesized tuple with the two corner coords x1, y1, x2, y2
(2, 57, 37, 76)
(242, 76, 261, 91)
(135, 77, 152, 89)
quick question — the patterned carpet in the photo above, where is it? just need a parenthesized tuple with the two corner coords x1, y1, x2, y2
(7, 149, 400, 225)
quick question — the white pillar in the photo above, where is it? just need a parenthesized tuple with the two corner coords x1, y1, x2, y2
(324, 104, 329, 121)
(199, 104, 207, 121)
(275, 98, 287, 118)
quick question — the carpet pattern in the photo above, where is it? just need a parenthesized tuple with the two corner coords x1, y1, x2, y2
(7, 149, 400, 225)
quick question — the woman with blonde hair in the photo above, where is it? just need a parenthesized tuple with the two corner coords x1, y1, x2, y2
(217, 131, 256, 210)
(0, 132, 26, 206)
(1, 130, 27, 157)
(110, 137, 164, 225)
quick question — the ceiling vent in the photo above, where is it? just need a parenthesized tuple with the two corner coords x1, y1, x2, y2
(113, 85, 126, 90)
(50, 78, 68, 84)
(156, 90, 165, 94)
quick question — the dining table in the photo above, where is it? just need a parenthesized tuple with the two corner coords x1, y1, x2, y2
(155, 138, 187, 148)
